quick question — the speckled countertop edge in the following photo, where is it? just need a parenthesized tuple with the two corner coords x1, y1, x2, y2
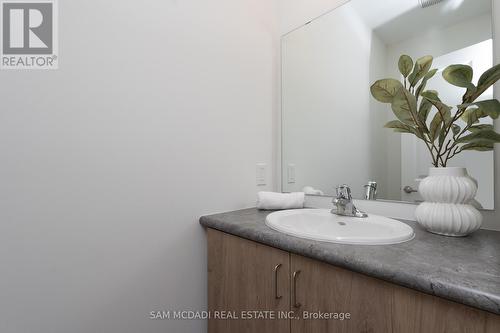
(200, 208, 500, 315)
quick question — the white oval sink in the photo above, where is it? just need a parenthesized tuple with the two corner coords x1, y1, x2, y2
(266, 209, 414, 245)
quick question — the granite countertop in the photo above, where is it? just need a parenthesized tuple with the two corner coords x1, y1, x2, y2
(200, 208, 500, 315)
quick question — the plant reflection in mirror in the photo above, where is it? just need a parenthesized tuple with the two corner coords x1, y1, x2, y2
(370, 55, 500, 167)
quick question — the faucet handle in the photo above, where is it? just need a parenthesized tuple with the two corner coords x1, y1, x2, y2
(336, 184, 352, 200)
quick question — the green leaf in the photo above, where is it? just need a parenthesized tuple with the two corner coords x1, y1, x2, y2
(452, 124, 461, 137)
(391, 88, 417, 126)
(392, 128, 411, 133)
(460, 108, 486, 126)
(469, 124, 494, 133)
(398, 55, 413, 78)
(421, 90, 441, 102)
(461, 140, 494, 151)
(422, 90, 452, 143)
(478, 64, 500, 87)
(385, 120, 423, 139)
(424, 68, 438, 80)
(385, 120, 410, 130)
(409, 55, 433, 87)
(472, 64, 500, 100)
(370, 79, 404, 103)
(422, 91, 452, 125)
(472, 99, 500, 119)
(416, 69, 438, 97)
(462, 85, 478, 103)
(429, 112, 442, 142)
(457, 129, 500, 143)
(418, 98, 433, 123)
(438, 109, 452, 146)
(442, 64, 474, 88)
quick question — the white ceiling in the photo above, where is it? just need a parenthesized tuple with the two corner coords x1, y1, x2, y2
(349, 0, 491, 45)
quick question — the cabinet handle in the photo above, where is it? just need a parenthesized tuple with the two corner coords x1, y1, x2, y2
(292, 270, 301, 308)
(403, 186, 418, 194)
(273, 264, 282, 299)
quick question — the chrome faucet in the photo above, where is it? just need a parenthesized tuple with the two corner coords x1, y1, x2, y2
(332, 185, 368, 218)
(364, 181, 377, 200)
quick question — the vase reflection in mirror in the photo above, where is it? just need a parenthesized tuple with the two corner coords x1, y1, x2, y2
(415, 167, 482, 236)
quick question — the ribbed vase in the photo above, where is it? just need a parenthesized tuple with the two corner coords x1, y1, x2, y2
(415, 167, 482, 237)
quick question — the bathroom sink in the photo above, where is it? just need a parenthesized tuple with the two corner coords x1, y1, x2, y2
(265, 209, 414, 245)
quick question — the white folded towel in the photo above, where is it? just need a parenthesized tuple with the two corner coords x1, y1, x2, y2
(257, 191, 305, 210)
(302, 186, 324, 196)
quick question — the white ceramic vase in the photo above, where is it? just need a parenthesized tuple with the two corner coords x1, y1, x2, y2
(415, 167, 482, 237)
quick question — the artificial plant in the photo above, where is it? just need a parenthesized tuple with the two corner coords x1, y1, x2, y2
(370, 55, 500, 167)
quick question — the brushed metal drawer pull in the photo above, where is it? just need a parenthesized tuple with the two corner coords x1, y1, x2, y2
(403, 185, 418, 194)
(293, 270, 301, 308)
(274, 264, 283, 299)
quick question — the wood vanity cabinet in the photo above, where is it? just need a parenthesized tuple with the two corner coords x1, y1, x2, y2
(290, 254, 393, 332)
(207, 228, 290, 333)
(207, 229, 500, 333)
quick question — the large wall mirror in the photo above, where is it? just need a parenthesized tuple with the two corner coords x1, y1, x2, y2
(281, 0, 495, 209)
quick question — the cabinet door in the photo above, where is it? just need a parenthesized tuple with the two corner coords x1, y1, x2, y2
(290, 254, 393, 333)
(393, 284, 500, 333)
(207, 229, 290, 333)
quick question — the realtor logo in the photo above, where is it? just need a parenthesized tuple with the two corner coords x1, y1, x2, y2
(1, 0, 58, 69)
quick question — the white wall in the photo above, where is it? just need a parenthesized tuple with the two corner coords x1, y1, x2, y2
(386, 13, 492, 71)
(276, 0, 349, 35)
(0, 1, 278, 332)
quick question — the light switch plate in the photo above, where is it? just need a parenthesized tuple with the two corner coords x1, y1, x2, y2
(256, 163, 267, 186)
(288, 164, 296, 184)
